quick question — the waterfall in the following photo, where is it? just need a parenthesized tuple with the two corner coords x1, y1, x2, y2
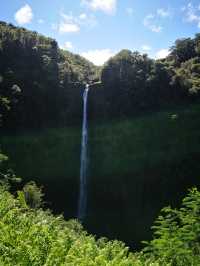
(78, 84, 89, 221)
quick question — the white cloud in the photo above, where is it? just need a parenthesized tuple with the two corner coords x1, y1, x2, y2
(79, 13, 87, 20)
(143, 14, 154, 29)
(53, 11, 96, 34)
(60, 41, 73, 50)
(81, 0, 117, 14)
(57, 12, 80, 34)
(182, 3, 200, 28)
(126, 7, 134, 16)
(141, 45, 151, 51)
(59, 22, 80, 33)
(144, 14, 154, 21)
(14, 4, 33, 25)
(79, 13, 97, 28)
(157, 8, 170, 18)
(38, 19, 44, 24)
(151, 25, 162, 32)
(81, 49, 115, 65)
(143, 14, 162, 32)
(155, 49, 170, 59)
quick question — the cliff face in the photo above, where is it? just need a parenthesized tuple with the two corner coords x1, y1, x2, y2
(66, 82, 109, 123)
(88, 83, 107, 120)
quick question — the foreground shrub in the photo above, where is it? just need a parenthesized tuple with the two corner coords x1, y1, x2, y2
(143, 188, 200, 265)
(23, 181, 44, 209)
(0, 184, 200, 265)
(0, 185, 139, 265)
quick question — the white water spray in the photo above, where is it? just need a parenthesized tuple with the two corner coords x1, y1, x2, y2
(78, 84, 89, 221)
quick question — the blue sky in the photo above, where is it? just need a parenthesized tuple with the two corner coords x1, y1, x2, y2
(1, 0, 200, 65)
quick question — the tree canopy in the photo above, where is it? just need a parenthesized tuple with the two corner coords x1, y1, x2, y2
(0, 21, 99, 129)
(100, 34, 200, 117)
(1, 21, 200, 128)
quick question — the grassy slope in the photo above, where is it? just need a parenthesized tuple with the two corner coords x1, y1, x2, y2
(1, 103, 200, 248)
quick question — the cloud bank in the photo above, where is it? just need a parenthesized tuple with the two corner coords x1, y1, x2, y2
(15, 4, 33, 25)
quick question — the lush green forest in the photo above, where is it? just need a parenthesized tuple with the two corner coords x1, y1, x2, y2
(2, 102, 200, 249)
(1, 21, 200, 128)
(0, 21, 200, 265)
(0, 180, 199, 265)
(101, 35, 200, 116)
(0, 21, 99, 129)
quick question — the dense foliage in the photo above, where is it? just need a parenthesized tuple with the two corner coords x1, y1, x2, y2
(1, 102, 200, 249)
(101, 34, 200, 117)
(0, 21, 99, 129)
(0, 185, 137, 266)
(1, 21, 200, 126)
(1, 20, 200, 265)
(144, 188, 200, 265)
(101, 50, 175, 115)
(0, 183, 199, 265)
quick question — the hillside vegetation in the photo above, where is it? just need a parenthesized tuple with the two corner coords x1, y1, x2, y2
(1, 22, 200, 129)
(0, 182, 199, 265)
(102, 34, 200, 117)
(1, 102, 200, 247)
(1, 21, 200, 264)
(0, 21, 99, 128)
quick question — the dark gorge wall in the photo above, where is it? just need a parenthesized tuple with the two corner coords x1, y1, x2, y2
(66, 83, 109, 124)
(88, 83, 107, 121)
(1, 103, 200, 249)
(2, 82, 107, 130)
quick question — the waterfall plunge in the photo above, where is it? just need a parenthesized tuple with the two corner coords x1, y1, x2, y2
(78, 84, 89, 221)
